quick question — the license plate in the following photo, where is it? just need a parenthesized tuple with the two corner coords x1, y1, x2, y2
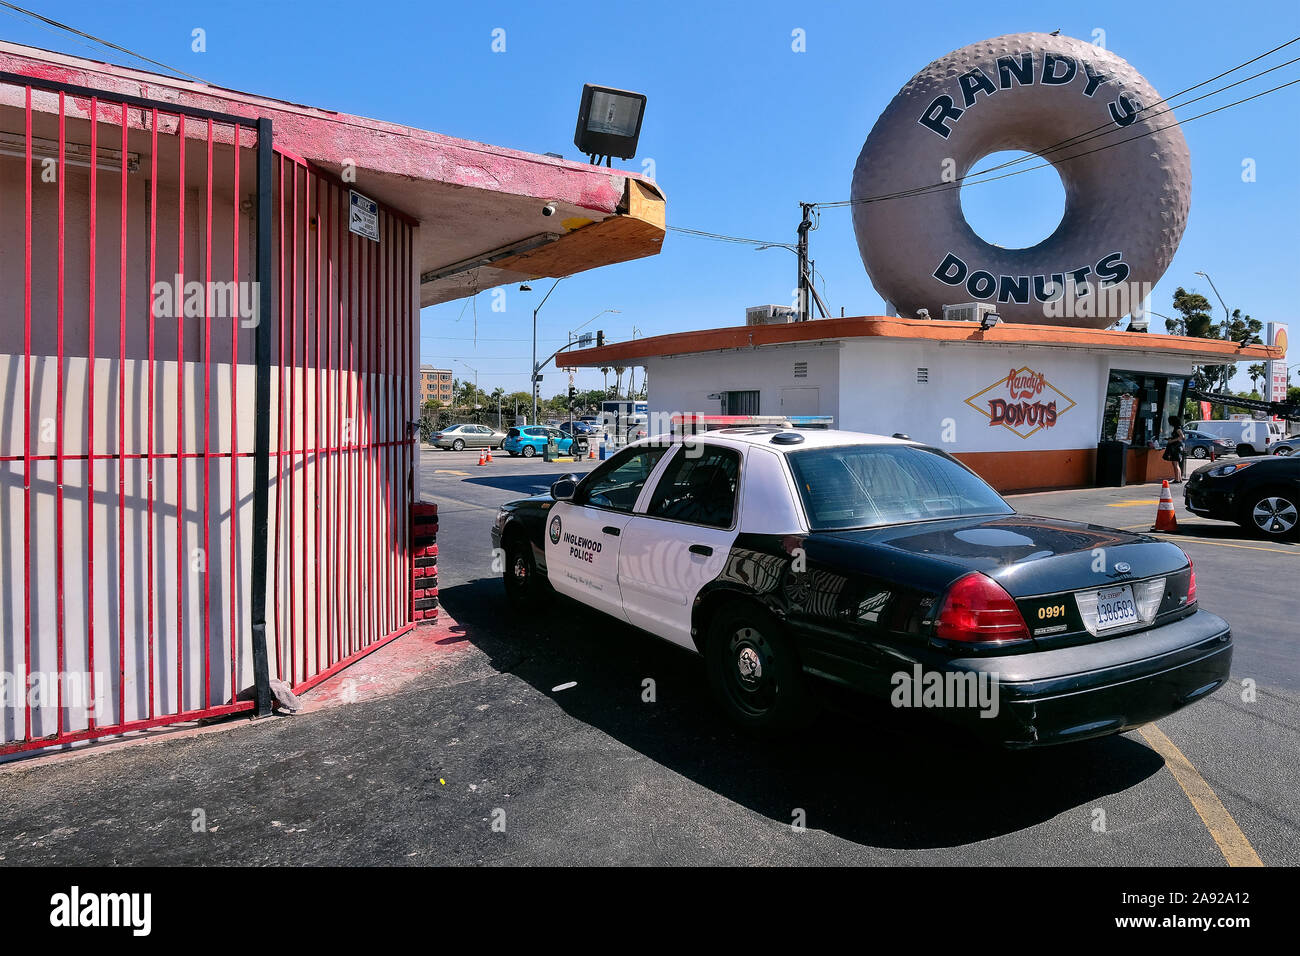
(1092, 584, 1139, 631)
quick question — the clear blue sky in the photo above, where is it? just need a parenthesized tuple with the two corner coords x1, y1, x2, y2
(6, 0, 1298, 395)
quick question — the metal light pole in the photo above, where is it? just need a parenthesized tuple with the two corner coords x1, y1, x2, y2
(526, 277, 565, 426)
(756, 239, 830, 320)
(457, 359, 479, 419)
(1195, 271, 1234, 391)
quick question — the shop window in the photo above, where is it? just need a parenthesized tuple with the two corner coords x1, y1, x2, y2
(1101, 370, 1188, 445)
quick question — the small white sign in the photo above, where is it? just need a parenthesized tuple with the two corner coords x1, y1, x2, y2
(349, 190, 379, 242)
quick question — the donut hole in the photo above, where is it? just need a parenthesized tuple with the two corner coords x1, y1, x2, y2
(959, 150, 1066, 250)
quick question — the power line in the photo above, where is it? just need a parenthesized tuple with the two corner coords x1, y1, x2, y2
(0, 1, 213, 84)
(824, 76, 1300, 210)
(667, 225, 783, 246)
(816, 35, 1300, 209)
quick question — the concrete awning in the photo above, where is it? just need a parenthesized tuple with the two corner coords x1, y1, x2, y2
(0, 41, 665, 306)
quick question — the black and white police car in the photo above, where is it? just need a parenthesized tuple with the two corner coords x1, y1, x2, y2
(491, 423, 1231, 746)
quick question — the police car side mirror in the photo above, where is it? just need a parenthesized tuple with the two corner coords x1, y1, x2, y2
(550, 477, 578, 501)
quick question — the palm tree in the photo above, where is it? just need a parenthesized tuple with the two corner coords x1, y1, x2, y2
(600, 366, 610, 395)
(491, 386, 506, 427)
(613, 366, 626, 399)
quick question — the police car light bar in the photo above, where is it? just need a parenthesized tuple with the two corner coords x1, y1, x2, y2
(669, 414, 792, 433)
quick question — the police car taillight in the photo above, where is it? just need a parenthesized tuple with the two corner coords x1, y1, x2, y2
(934, 572, 1031, 645)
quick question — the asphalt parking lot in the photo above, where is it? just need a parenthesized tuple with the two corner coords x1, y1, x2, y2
(1, 446, 1296, 866)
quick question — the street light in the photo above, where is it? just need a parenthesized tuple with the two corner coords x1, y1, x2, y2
(1194, 271, 1240, 390)
(569, 308, 620, 353)
(456, 359, 479, 414)
(755, 243, 830, 319)
(524, 277, 565, 425)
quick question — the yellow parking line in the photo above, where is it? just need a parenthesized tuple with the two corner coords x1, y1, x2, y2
(1138, 724, 1263, 867)
(1105, 500, 1159, 507)
(1118, 525, 1298, 555)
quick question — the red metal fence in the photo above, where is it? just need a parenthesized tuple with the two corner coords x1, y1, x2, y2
(0, 74, 415, 756)
(269, 149, 415, 695)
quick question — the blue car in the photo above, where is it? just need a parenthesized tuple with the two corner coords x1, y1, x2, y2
(504, 425, 586, 458)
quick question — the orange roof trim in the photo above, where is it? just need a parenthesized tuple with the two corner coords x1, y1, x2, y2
(564, 316, 1286, 366)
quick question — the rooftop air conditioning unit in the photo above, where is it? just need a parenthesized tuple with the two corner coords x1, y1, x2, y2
(942, 301, 999, 324)
(746, 304, 797, 326)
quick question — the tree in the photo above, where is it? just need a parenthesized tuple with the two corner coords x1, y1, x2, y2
(418, 398, 443, 443)
(1168, 287, 1262, 397)
(600, 367, 610, 394)
(1247, 364, 1266, 393)
(612, 365, 626, 399)
(1166, 287, 1214, 339)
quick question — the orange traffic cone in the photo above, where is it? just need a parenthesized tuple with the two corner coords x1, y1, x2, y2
(477, 450, 487, 466)
(486, 448, 492, 463)
(588, 445, 596, 460)
(1153, 480, 1178, 532)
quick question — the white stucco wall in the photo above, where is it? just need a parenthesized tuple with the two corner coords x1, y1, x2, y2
(643, 335, 1203, 458)
(644, 341, 842, 425)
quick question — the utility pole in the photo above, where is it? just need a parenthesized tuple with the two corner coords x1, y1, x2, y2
(797, 202, 814, 322)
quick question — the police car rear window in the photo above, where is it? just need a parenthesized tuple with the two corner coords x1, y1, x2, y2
(786, 445, 1011, 530)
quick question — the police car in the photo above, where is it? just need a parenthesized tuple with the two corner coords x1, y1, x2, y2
(490, 422, 1232, 746)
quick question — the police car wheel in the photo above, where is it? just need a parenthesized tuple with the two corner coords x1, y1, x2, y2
(705, 604, 809, 730)
(503, 535, 548, 604)
(522, 444, 536, 458)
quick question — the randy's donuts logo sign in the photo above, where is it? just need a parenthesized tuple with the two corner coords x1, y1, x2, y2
(965, 367, 1076, 439)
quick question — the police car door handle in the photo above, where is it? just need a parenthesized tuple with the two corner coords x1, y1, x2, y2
(602, 526, 621, 536)
(689, 544, 713, 557)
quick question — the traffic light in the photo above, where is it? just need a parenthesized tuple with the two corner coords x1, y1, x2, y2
(567, 385, 577, 411)
(596, 330, 605, 348)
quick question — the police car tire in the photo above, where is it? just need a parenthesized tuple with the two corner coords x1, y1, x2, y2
(503, 533, 550, 604)
(850, 32, 1190, 327)
(705, 602, 810, 731)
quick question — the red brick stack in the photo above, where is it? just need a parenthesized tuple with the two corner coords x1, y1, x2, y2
(411, 502, 438, 623)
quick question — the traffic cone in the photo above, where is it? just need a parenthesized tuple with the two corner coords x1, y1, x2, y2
(486, 448, 492, 463)
(477, 450, 487, 466)
(588, 445, 596, 460)
(1153, 480, 1178, 532)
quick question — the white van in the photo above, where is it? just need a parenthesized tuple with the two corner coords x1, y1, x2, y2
(1185, 419, 1286, 456)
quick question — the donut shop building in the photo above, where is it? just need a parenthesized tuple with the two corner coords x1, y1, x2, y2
(565, 316, 1285, 493)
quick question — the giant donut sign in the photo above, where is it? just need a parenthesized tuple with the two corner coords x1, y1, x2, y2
(851, 33, 1190, 328)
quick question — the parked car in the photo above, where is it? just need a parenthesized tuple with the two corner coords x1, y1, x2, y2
(559, 420, 597, 436)
(1185, 454, 1300, 539)
(1184, 419, 1286, 457)
(1183, 430, 1236, 460)
(504, 425, 587, 458)
(1270, 438, 1297, 456)
(492, 427, 1229, 745)
(431, 423, 506, 451)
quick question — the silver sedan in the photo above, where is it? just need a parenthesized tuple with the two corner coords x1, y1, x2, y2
(431, 423, 507, 451)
